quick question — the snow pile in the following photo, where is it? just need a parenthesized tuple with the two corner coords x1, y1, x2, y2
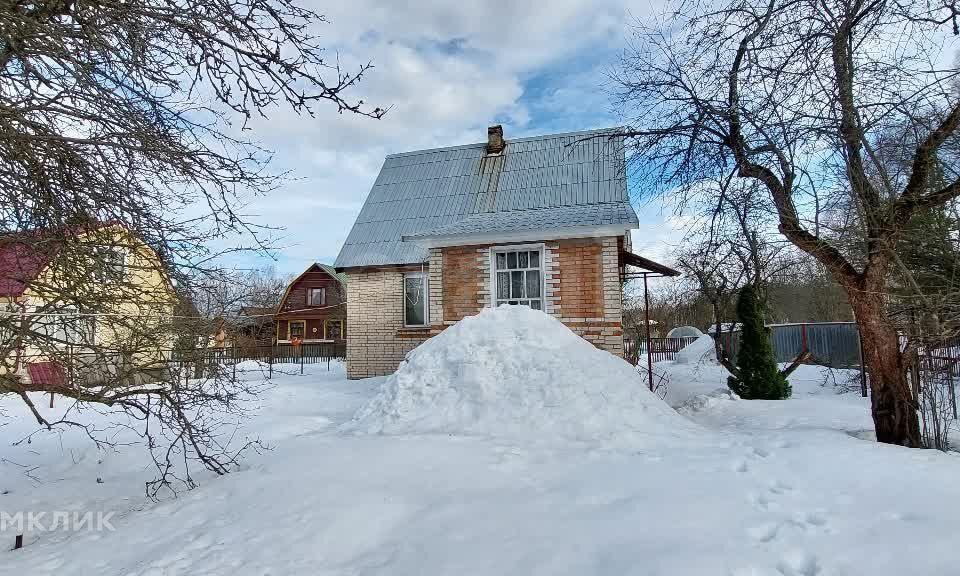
(677, 388, 739, 416)
(351, 306, 694, 444)
(674, 334, 718, 365)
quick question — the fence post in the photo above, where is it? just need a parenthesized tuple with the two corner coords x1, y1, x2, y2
(300, 345, 304, 375)
(269, 344, 273, 380)
(232, 346, 237, 381)
(643, 273, 653, 391)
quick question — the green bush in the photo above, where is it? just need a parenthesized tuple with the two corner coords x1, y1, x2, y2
(727, 284, 791, 400)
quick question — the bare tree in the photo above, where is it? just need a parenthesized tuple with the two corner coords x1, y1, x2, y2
(674, 176, 800, 368)
(613, 0, 960, 446)
(0, 1, 382, 492)
(677, 240, 740, 368)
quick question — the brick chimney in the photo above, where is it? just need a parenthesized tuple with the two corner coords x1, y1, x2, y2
(486, 125, 505, 154)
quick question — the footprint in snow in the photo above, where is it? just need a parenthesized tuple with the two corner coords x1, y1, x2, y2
(748, 492, 772, 511)
(776, 550, 821, 576)
(747, 521, 780, 543)
(793, 510, 828, 528)
(734, 446, 772, 472)
(768, 481, 795, 495)
(749, 446, 771, 459)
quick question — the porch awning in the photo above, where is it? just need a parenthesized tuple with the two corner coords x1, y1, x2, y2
(621, 251, 681, 277)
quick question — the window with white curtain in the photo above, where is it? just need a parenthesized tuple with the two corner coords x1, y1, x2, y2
(307, 287, 326, 306)
(492, 246, 543, 310)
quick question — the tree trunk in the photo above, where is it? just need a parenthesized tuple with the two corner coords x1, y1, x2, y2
(849, 292, 922, 447)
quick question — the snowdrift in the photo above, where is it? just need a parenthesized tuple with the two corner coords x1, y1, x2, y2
(674, 334, 718, 365)
(350, 306, 695, 444)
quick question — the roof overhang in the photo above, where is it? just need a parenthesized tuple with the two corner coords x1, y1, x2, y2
(621, 251, 681, 277)
(401, 223, 633, 249)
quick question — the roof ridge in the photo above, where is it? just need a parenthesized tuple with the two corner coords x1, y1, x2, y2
(384, 127, 623, 160)
(468, 200, 633, 214)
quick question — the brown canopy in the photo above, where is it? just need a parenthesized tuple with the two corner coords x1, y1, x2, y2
(621, 251, 680, 277)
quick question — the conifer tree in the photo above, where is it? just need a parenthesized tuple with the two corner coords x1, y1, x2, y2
(727, 284, 791, 399)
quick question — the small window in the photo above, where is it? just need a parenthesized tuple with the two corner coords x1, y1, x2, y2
(325, 320, 344, 340)
(289, 321, 305, 339)
(493, 247, 543, 309)
(403, 273, 428, 327)
(307, 288, 325, 306)
(106, 248, 127, 279)
(94, 247, 127, 282)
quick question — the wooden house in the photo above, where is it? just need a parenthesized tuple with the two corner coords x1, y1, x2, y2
(275, 263, 346, 344)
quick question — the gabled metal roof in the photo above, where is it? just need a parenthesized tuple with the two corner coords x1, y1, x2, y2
(334, 127, 637, 269)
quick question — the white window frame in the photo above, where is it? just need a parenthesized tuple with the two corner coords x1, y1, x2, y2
(403, 271, 429, 327)
(0, 303, 16, 346)
(36, 307, 95, 347)
(307, 287, 326, 307)
(489, 243, 545, 311)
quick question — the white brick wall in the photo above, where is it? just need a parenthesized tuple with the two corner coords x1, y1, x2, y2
(345, 268, 430, 379)
(428, 249, 443, 326)
(476, 247, 491, 310)
(543, 241, 560, 315)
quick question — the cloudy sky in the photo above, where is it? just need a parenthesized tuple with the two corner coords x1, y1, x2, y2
(237, 0, 684, 276)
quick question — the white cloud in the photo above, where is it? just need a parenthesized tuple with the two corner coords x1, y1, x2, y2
(228, 0, 669, 274)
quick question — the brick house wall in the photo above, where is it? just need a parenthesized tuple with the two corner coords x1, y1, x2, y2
(345, 235, 626, 379)
(345, 267, 434, 379)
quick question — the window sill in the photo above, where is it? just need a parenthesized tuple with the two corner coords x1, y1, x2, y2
(396, 326, 432, 339)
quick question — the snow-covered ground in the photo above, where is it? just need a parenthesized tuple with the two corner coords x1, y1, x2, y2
(3, 308, 960, 575)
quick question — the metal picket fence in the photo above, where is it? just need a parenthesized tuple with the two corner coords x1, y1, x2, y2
(911, 336, 960, 450)
(170, 342, 346, 376)
(716, 322, 862, 368)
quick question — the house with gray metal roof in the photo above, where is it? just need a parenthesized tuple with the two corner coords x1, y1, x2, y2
(335, 125, 678, 379)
